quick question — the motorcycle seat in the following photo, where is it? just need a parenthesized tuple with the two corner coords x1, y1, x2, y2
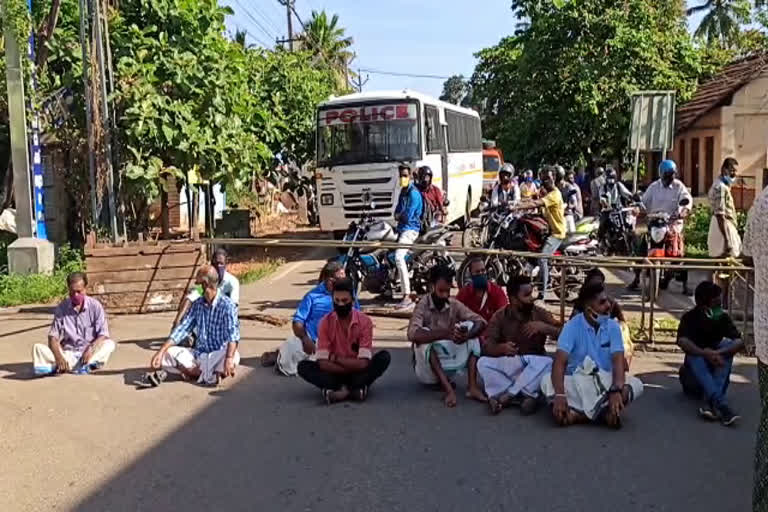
(418, 226, 448, 244)
(576, 216, 596, 226)
(565, 233, 590, 245)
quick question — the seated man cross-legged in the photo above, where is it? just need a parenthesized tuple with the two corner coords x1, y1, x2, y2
(297, 278, 391, 404)
(541, 282, 644, 428)
(677, 281, 743, 426)
(407, 264, 487, 408)
(478, 275, 561, 415)
(140, 265, 241, 387)
(32, 272, 116, 375)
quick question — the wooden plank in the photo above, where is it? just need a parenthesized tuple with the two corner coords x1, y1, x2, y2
(90, 279, 193, 294)
(85, 251, 204, 272)
(92, 290, 186, 312)
(87, 267, 199, 284)
(84, 243, 203, 257)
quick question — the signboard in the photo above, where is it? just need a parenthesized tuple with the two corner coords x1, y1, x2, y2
(629, 91, 676, 152)
(318, 103, 418, 126)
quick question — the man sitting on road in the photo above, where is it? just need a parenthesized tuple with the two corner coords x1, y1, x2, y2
(478, 275, 561, 415)
(265, 261, 356, 376)
(297, 278, 391, 404)
(33, 272, 116, 375)
(541, 282, 644, 428)
(417, 165, 446, 225)
(456, 257, 508, 327)
(141, 265, 240, 387)
(395, 164, 424, 309)
(408, 264, 487, 407)
(490, 164, 519, 208)
(677, 281, 743, 426)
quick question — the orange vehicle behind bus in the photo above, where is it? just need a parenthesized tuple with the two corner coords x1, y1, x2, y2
(482, 141, 504, 195)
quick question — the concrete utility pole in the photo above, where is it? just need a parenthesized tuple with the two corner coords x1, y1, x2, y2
(351, 69, 369, 93)
(2, 2, 54, 274)
(279, 0, 294, 50)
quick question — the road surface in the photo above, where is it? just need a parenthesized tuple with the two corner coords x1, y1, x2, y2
(0, 250, 758, 512)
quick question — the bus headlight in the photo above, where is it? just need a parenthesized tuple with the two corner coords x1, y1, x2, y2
(320, 193, 334, 206)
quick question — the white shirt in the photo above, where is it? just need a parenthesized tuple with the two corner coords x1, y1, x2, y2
(490, 182, 519, 208)
(743, 187, 768, 363)
(187, 271, 240, 305)
(641, 178, 693, 216)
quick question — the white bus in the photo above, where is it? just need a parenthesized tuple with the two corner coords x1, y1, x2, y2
(315, 90, 484, 237)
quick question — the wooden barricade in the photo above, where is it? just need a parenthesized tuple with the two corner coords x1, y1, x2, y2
(85, 241, 205, 314)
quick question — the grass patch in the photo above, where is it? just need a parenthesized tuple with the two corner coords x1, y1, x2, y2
(0, 244, 85, 307)
(231, 258, 284, 285)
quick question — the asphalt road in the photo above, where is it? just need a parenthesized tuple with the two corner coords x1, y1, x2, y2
(0, 251, 759, 512)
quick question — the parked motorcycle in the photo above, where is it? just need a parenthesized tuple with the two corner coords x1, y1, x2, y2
(339, 195, 457, 298)
(640, 198, 691, 301)
(598, 200, 640, 256)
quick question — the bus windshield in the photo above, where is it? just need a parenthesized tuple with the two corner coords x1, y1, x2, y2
(483, 155, 500, 173)
(317, 102, 420, 166)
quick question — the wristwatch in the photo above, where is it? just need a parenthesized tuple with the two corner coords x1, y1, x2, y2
(607, 384, 622, 395)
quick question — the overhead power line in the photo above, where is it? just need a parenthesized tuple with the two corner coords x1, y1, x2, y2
(358, 68, 453, 80)
(234, 0, 277, 42)
(237, 27, 271, 49)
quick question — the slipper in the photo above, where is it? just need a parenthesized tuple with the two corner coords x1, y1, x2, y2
(353, 386, 369, 402)
(321, 389, 333, 405)
(261, 351, 278, 367)
(134, 370, 168, 389)
(488, 397, 503, 415)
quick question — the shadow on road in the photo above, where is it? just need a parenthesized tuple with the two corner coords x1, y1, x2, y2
(68, 347, 758, 512)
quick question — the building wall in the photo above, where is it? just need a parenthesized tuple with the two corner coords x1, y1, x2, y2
(673, 108, 722, 196)
(724, 72, 768, 195)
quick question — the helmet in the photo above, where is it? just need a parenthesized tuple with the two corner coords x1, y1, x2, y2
(417, 166, 433, 179)
(499, 163, 515, 176)
(606, 167, 618, 179)
(659, 160, 677, 176)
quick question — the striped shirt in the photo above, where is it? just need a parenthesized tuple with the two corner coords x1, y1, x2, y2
(170, 292, 240, 356)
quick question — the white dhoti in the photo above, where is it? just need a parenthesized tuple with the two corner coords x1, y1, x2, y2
(276, 335, 316, 376)
(162, 346, 241, 385)
(540, 357, 644, 420)
(32, 339, 116, 375)
(478, 354, 553, 398)
(413, 338, 482, 385)
(708, 217, 742, 257)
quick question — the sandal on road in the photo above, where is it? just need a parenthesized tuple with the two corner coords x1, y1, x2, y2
(134, 370, 168, 389)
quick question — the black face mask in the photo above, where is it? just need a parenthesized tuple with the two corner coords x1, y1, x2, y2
(334, 302, 353, 318)
(431, 293, 449, 311)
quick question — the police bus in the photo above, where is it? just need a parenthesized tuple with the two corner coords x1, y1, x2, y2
(315, 90, 483, 237)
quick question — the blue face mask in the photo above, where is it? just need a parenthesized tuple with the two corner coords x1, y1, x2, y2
(595, 314, 611, 326)
(721, 175, 733, 186)
(471, 275, 488, 290)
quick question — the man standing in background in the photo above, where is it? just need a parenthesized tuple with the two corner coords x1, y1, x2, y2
(590, 167, 606, 216)
(744, 185, 768, 511)
(708, 158, 741, 307)
(395, 164, 423, 309)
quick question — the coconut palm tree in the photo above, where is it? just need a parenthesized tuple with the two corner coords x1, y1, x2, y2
(687, 0, 752, 47)
(299, 10, 354, 91)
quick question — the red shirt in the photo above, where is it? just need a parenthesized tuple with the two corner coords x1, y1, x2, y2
(316, 310, 373, 360)
(421, 185, 445, 221)
(455, 282, 509, 324)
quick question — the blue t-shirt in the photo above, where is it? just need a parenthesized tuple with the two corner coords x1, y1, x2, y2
(395, 184, 423, 233)
(557, 313, 624, 375)
(292, 283, 360, 343)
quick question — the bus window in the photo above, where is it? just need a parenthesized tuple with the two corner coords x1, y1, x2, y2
(425, 105, 443, 153)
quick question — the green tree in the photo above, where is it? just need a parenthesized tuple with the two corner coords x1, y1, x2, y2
(472, 0, 704, 168)
(439, 75, 468, 105)
(299, 10, 354, 91)
(687, 0, 752, 47)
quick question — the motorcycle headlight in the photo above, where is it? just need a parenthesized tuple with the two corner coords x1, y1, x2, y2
(650, 227, 667, 243)
(320, 193, 334, 206)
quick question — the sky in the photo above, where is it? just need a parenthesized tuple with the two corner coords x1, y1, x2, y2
(223, 1, 704, 98)
(223, 0, 520, 98)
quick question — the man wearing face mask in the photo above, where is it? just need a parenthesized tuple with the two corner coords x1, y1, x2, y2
(708, 158, 741, 259)
(677, 281, 743, 425)
(490, 164, 519, 208)
(589, 167, 606, 216)
(596, 168, 633, 241)
(297, 278, 391, 404)
(140, 265, 240, 387)
(519, 169, 539, 200)
(394, 164, 423, 309)
(478, 275, 561, 415)
(32, 272, 115, 375)
(541, 282, 644, 428)
(456, 257, 508, 327)
(408, 265, 487, 407)
(417, 165, 445, 225)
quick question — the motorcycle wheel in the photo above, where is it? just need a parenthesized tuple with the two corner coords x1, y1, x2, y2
(641, 267, 661, 302)
(413, 253, 455, 295)
(551, 266, 581, 303)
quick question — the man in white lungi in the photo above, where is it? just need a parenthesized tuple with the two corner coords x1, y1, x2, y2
(408, 264, 487, 408)
(139, 265, 240, 388)
(708, 157, 741, 308)
(479, 275, 562, 415)
(541, 282, 643, 428)
(32, 272, 116, 375)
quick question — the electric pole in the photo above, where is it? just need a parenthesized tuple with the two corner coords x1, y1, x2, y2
(351, 69, 369, 93)
(279, 0, 295, 51)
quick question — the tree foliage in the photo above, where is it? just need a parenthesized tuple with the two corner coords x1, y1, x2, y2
(300, 10, 354, 91)
(472, 0, 706, 168)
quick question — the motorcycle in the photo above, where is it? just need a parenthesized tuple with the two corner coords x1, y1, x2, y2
(549, 232, 599, 302)
(640, 198, 691, 301)
(598, 199, 640, 256)
(339, 195, 457, 298)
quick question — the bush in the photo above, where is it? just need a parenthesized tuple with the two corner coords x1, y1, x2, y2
(0, 244, 85, 307)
